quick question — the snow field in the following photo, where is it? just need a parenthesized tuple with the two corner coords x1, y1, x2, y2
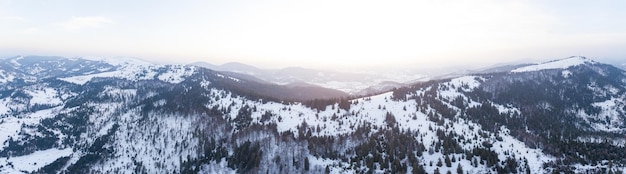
(512, 56, 595, 73)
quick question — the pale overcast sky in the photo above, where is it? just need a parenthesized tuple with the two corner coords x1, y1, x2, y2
(1, 0, 625, 70)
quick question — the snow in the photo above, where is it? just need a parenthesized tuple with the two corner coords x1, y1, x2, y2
(0, 148, 73, 173)
(98, 87, 137, 100)
(0, 98, 11, 116)
(437, 76, 483, 108)
(308, 156, 354, 174)
(22, 80, 551, 173)
(89, 111, 202, 173)
(153, 99, 167, 107)
(3, 56, 603, 173)
(25, 87, 62, 106)
(198, 158, 236, 174)
(157, 65, 195, 83)
(0, 96, 29, 116)
(0, 77, 556, 173)
(216, 73, 241, 82)
(573, 162, 626, 173)
(512, 56, 595, 72)
(562, 70, 572, 78)
(492, 127, 555, 174)
(311, 81, 372, 94)
(581, 97, 626, 132)
(58, 58, 195, 85)
(0, 70, 15, 83)
(449, 76, 483, 90)
(577, 136, 626, 147)
(301, 72, 426, 94)
(0, 107, 61, 151)
(0, 116, 22, 149)
(57, 73, 102, 84)
(200, 79, 211, 89)
(5, 56, 554, 172)
(493, 103, 521, 115)
(201, 84, 553, 173)
(9, 56, 23, 66)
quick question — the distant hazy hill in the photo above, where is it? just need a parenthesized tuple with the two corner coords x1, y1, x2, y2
(191, 61, 426, 95)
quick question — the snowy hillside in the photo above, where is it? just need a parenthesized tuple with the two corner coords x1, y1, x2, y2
(0, 76, 552, 173)
(1, 56, 626, 173)
(57, 57, 195, 85)
(511, 56, 595, 72)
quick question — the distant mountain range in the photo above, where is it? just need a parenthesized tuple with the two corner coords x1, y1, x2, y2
(193, 59, 626, 96)
(191, 61, 425, 95)
(1, 55, 625, 173)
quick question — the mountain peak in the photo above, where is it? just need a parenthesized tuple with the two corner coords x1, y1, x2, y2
(511, 56, 596, 73)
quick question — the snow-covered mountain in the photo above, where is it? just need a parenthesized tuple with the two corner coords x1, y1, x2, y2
(510, 56, 595, 73)
(1, 55, 625, 173)
(191, 62, 425, 95)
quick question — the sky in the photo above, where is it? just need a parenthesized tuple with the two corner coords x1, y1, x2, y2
(1, 0, 626, 70)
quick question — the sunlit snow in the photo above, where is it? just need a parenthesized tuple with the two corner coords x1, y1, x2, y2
(511, 56, 595, 72)
(0, 148, 73, 173)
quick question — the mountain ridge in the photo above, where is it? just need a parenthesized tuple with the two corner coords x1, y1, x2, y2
(190, 61, 423, 95)
(0, 55, 625, 173)
(511, 56, 596, 72)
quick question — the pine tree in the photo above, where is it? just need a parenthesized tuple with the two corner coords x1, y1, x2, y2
(456, 163, 463, 174)
(412, 163, 426, 174)
(304, 157, 310, 171)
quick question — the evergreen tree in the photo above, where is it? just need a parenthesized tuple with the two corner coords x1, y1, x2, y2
(445, 155, 452, 167)
(304, 157, 310, 171)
